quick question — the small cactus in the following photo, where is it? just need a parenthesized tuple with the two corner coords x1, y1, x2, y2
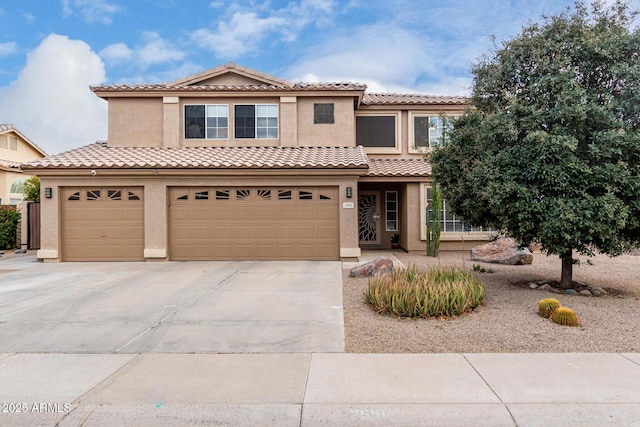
(551, 307, 580, 326)
(538, 298, 561, 318)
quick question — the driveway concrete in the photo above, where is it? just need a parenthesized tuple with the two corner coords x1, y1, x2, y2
(0, 257, 344, 353)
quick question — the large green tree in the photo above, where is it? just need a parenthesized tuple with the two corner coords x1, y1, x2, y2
(430, 0, 640, 288)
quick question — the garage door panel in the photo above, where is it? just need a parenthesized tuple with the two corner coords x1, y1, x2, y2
(62, 187, 144, 261)
(169, 186, 339, 261)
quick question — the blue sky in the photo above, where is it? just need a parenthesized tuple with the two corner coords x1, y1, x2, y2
(0, 0, 638, 154)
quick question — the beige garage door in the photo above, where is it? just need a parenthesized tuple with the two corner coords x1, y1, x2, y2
(169, 186, 339, 260)
(61, 187, 144, 261)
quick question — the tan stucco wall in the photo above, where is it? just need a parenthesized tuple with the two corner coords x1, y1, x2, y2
(297, 97, 356, 147)
(108, 98, 163, 147)
(36, 173, 361, 261)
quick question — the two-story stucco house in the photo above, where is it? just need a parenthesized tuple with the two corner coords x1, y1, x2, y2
(0, 124, 47, 205)
(23, 63, 492, 262)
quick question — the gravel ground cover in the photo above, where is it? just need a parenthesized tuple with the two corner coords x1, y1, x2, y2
(343, 251, 640, 353)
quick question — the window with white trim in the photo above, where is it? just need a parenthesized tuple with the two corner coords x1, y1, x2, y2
(235, 104, 278, 139)
(425, 186, 495, 233)
(185, 104, 229, 139)
(385, 191, 398, 231)
(412, 115, 455, 149)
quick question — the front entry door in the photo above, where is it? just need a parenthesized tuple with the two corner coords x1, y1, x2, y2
(358, 191, 381, 245)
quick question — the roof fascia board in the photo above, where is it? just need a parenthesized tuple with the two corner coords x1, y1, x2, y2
(24, 167, 369, 177)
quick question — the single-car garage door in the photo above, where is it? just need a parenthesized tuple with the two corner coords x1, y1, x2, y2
(61, 187, 144, 261)
(169, 186, 339, 260)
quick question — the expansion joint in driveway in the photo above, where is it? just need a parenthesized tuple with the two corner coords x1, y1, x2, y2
(114, 268, 243, 353)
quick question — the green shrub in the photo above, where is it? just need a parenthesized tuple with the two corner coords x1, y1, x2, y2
(364, 265, 485, 318)
(23, 176, 41, 202)
(551, 307, 580, 326)
(0, 207, 21, 250)
(538, 298, 562, 318)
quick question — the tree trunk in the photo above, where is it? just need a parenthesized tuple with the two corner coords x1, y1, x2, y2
(560, 250, 573, 289)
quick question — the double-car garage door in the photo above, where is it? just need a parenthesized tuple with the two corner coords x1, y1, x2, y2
(61, 186, 339, 261)
(169, 186, 339, 260)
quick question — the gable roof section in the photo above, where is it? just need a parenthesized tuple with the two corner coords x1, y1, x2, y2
(169, 62, 294, 87)
(362, 93, 467, 105)
(22, 142, 369, 171)
(0, 124, 47, 157)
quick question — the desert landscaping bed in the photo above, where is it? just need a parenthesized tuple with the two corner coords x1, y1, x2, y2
(343, 251, 640, 353)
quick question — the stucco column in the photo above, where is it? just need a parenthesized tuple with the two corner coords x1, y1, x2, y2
(37, 178, 60, 261)
(163, 97, 180, 147)
(280, 96, 297, 147)
(339, 179, 361, 258)
(143, 181, 168, 260)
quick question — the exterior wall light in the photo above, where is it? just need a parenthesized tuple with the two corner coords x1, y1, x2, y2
(346, 187, 352, 198)
(44, 187, 53, 199)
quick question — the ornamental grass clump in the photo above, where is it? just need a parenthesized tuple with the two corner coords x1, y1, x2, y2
(551, 307, 580, 326)
(364, 265, 485, 318)
(538, 298, 562, 318)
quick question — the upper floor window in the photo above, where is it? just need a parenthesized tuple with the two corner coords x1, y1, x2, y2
(235, 104, 278, 139)
(356, 114, 400, 151)
(185, 105, 229, 139)
(412, 114, 455, 150)
(314, 103, 334, 124)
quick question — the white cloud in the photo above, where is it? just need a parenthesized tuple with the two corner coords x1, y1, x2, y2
(0, 42, 17, 56)
(192, 0, 337, 58)
(286, 25, 442, 92)
(99, 42, 132, 63)
(100, 32, 185, 72)
(192, 12, 288, 58)
(0, 34, 107, 154)
(61, 0, 124, 25)
(137, 32, 186, 68)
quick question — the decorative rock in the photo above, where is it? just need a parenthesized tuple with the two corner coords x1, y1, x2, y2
(565, 289, 578, 296)
(14, 249, 27, 254)
(470, 238, 533, 265)
(349, 257, 394, 278)
(538, 284, 554, 292)
(589, 286, 607, 297)
(579, 290, 592, 297)
(528, 283, 539, 289)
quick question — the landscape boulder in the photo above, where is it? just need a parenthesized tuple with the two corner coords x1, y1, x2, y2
(470, 237, 533, 265)
(349, 257, 394, 278)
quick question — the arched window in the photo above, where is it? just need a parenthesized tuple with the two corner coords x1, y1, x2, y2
(10, 178, 26, 194)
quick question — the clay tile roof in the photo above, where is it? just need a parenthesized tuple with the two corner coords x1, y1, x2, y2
(0, 124, 16, 133)
(367, 158, 432, 177)
(293, 82, 367, 91)
(362, 93, 468, 105)
(22, 142, 369, 170)
(91, 82, 367, 93)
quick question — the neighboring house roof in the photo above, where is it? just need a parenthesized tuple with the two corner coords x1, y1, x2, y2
(0, 159, 22, 172)
(362, 93, 468, 105)
(22, 142, 370, 170)
(367, 158, 432, 177)
(0, 123, 48, 157)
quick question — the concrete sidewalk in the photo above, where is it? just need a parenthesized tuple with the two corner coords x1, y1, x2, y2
(1, 352, 639, 426)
